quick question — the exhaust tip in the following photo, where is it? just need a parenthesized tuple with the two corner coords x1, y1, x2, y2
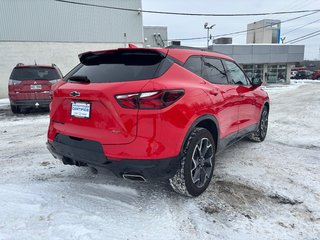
(122, 173, 147, 182)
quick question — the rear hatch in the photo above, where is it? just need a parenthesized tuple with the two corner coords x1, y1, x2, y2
(9, 66, 60, 100)
(50, 49, 170, 144)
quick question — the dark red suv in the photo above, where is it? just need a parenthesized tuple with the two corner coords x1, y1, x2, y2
(312, 70, 320, 80)
(47, 46, 269, 197)
(8, 64, 63, 113)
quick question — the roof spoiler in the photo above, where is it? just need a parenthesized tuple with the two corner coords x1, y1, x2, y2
(78, 47, 167, 65)
(128, 43, 138, 48)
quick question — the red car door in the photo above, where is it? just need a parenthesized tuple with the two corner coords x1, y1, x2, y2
(223, 60, 258, 132)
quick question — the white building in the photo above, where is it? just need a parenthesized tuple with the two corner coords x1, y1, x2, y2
(247, 19, 281, 44)
(0, 0, 143, 98)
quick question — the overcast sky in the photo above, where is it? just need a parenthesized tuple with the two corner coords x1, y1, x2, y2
(142, 0, 320, 60)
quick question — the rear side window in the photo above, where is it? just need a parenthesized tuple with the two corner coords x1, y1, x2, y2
(184, 56, 202, 77)
(68, 51, 172, 83)
(202, 57, 228, 84)
(10, 67, 60, 80)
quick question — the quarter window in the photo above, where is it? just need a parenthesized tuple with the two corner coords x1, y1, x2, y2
(202, 57, 228, 84)
(184, 57, 202, 77)
(224, 61, 249, 85)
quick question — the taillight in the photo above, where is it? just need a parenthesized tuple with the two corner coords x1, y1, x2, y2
(115, 90, 184, 109)
(115, 93, 139, 108)
(8, 79, 21, 85)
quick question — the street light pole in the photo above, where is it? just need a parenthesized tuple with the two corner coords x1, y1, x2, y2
(204, 23, 215, 49)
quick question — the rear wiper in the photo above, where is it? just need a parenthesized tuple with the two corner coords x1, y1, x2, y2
(68, 75, 90, 83)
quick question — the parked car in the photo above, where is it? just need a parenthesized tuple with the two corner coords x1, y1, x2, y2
(47, 46, 269, 197)
(311, 70, 320, 80)
(290, 70, 297, 79)
(291, 70, 313, 79)
(8, 63, 63, 113)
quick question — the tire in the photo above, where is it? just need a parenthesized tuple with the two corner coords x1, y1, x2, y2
(248, 106, 269, 142)
(89, 167, 98, 174)
(10, 105, 20, 114)
(170, 127, 215, 197)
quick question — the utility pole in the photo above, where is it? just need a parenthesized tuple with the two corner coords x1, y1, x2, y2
(204, 22, 215, 49)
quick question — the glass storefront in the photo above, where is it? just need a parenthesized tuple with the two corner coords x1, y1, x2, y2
(241, 64, 263, 81)
(241, 64, 288, 84)
(266, 64, 287, 83)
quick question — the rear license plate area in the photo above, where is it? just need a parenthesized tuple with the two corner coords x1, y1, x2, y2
(30, 84, 42, 90)
(71, 101, 91, 118)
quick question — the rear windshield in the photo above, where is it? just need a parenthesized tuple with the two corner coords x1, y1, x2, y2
(66, 51, 172, 83)
(10, 67, 60, 81)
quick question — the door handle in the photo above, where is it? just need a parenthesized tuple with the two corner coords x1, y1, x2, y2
(209, 89, 219, 96)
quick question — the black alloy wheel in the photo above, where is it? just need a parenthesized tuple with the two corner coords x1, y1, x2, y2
(249, 106, 269, 142)
(170, 127, 215, 197)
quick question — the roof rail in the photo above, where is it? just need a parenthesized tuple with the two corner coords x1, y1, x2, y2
(16, 63, 24, 67)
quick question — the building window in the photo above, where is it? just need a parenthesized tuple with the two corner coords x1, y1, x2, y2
(266, 64, 287, 83)
(241, 64, 263, 81)
(272, 29, 279, 43)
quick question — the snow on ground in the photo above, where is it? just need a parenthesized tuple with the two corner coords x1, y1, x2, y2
(0, 98, 9, 107)
(0, 82, 319, 240)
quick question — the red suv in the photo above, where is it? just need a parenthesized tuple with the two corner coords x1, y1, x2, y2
(47, 46, 269, 197)
(8, 64, 63, 113)
(312, 70, 320, 80)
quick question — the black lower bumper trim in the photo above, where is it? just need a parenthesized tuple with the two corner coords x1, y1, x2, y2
(47, 134, 180, 180)
(105, 157, 180, 179)
(48, 134, 108, 165)
(11, 100, 50, 108)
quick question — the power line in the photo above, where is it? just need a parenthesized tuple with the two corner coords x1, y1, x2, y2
(288, 33, 320, 44)
(270, 0, 314, 17)
(169, 36, 207, 41)
(282, 18, 320, 35)
(286, 30, 320, 44)
(168, 12, 318, 41)
(54, 0, 320, 17)
(215, 12, 318, 38)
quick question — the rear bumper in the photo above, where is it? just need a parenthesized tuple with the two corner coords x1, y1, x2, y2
(47, 134, 180, 180)
(11, 99, 51, 108)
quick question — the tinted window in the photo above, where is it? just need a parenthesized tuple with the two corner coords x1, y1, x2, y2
(202, 57, 228, 84)
(68, 51, 170, 83)
(184, 57, 202, 77)
(224, 61, 249, 85)
(10, 67, 60, 80)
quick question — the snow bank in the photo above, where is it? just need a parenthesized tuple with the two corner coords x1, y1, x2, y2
(0, 98, 9, 107)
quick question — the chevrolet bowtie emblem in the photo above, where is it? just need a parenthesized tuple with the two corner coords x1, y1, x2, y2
(70, 91, 80, 97)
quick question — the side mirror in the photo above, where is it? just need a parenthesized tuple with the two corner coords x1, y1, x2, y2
(251, 77, 262, 87)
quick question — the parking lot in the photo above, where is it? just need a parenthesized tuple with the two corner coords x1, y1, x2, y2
(0, 82, 320, 240)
